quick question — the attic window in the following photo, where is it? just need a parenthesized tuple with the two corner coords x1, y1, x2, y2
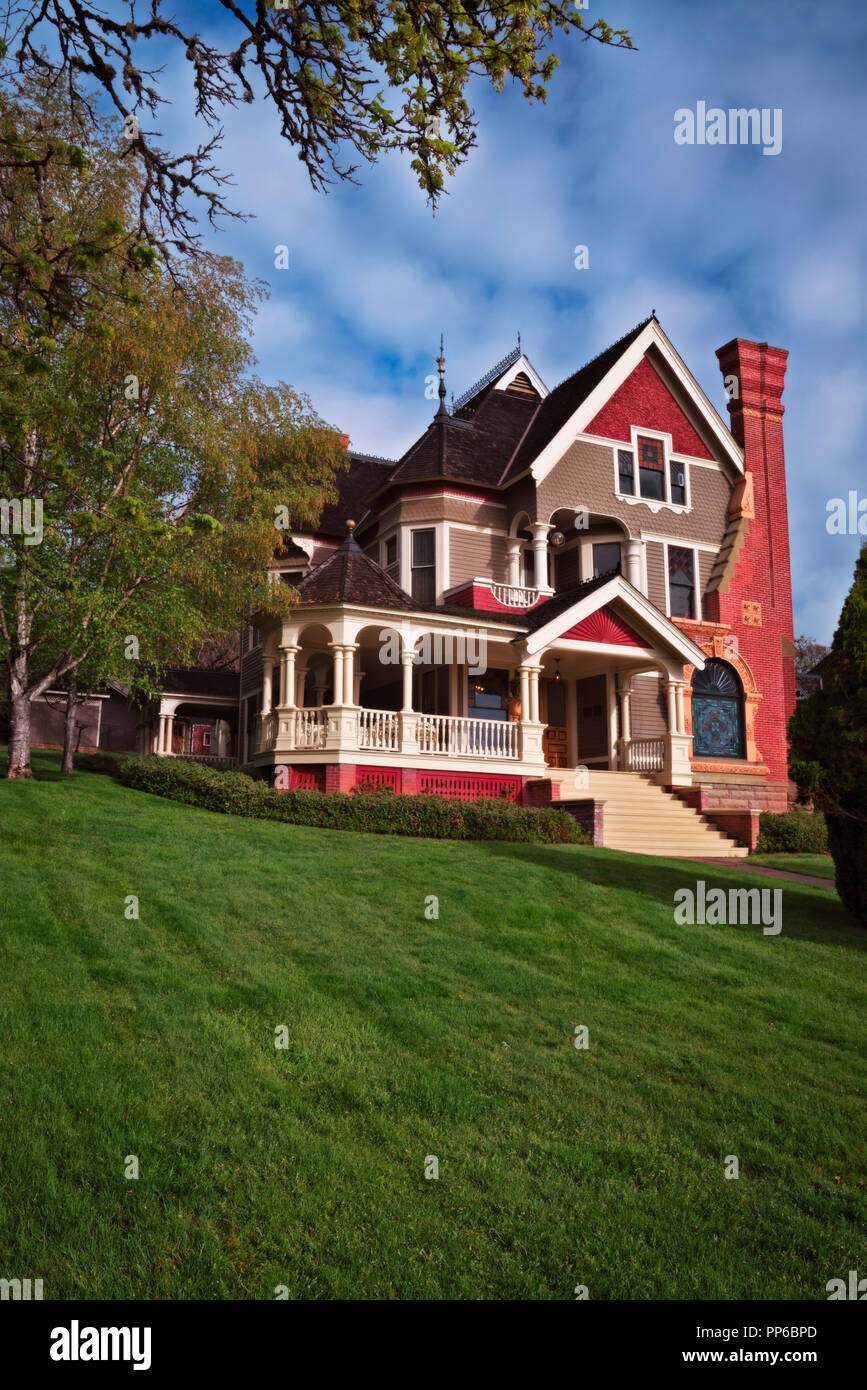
(505, 372, 538, 399)
(383, 534, 399, 581)
(617, 449, 635, 495)
(637, 435, 665, 501)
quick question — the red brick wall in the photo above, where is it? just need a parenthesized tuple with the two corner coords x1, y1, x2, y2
(712, 339, 796, 784)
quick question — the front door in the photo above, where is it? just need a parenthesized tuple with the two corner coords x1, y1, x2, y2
(541, 679, 569, 767)
(576, 675, 608, 764)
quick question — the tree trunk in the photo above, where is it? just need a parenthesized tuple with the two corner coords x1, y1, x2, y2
(6, 690, 33, 779)
(61, 681, 78, 774)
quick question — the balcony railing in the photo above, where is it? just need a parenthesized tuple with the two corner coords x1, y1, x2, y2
(255, 705, 524, 762)
(489, 581, 542, 608)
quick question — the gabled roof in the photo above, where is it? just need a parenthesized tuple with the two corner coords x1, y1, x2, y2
(500, 319, 653, 483)
(293, 530, 416, 610)
(520, 572, 708, 667)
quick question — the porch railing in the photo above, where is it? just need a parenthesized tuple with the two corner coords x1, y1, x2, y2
(417, 713, 520, 760)
(295, 708, 327, 749)
(627, 737, 665, 772)
(358, 708, 400, 751)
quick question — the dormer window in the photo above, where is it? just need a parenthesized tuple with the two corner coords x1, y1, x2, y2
(636, 435, 665, 500)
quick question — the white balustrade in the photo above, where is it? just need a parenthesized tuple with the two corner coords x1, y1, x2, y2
(627, 738, 665, 772)
(417, 714, 520, 760)
(294, 708, 326, 749)
(490, 582, 541, 608)
(358, 708, 399, 750)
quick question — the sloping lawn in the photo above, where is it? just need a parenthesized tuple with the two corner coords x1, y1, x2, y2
(749, 853, 836, 880)
(0, 750, 863, 1300)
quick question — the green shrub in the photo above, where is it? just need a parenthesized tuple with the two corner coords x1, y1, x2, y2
(73, 750, 133, 776)
(117, 756, 591, 845)
(755, 810, 829, 855)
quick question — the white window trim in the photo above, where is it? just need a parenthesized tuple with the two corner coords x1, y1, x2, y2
(410, 525, 437, 606)
(611, 429, 693, 516)
(664, 542, 702, 622)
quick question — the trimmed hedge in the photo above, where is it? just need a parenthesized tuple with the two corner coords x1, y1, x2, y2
(117, 756, 591, 845)
(755, 810, 829, 855)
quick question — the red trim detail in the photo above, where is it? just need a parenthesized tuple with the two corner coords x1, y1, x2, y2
(289, 766, 325, 791)
(356, 766, 399, 790)
(417, 772, 521, 801)
(561, 605, 644, 647)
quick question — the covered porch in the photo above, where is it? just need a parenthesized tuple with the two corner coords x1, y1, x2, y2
(249, 576, 706, 789)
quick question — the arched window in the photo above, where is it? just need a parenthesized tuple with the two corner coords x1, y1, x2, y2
(691, 659, 745, 759)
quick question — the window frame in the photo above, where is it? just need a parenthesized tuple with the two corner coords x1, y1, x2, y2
(612, 430, 691, 511)
(665, 543, 700, 621)
(410, 527, 436, 606)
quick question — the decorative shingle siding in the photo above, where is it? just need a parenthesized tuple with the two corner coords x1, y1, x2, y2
(449, 528, 508, 588)
(537, 438, 732, 548)
(630, 672, 667, 738)
(645, 541, 667, 613)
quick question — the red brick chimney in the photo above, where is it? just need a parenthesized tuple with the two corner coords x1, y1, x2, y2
(713, 338, 796, 786)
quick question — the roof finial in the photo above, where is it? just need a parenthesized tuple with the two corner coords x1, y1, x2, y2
(346, 519, 355, 532)
(435, 333, 449, 419)
(517, 330, 521, 353)
(651, 308, 657, 320)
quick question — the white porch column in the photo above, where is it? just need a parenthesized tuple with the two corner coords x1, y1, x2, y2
(354, 666, 364, 705)
(279, 645, 298, 709)
(164, 713, 174, 754)
(528, 666, 541, 724)
(401, 650, 415, 713)
(505, 538, 522, 588)
(157, 712, 167, 754)
(342, 644, 357, 706)
(262, 655, 274, 716)
(529, 523, 553, 592)
(295, 665, 308, 708)
(330, 644, 345, 706)
(624, 539, 643, 591)
(665, 679, 678, 734)
(619, 681, 632, 742)
(675, 680, 685, 735)
(519, 665, 530, 716)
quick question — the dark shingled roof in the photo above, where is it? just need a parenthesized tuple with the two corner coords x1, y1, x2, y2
(521, 571, 623, 632)
(500, 318, 653, 483)
(378, 386, 539, 491)
(294, 530, 416, 610)
(158, 667, 239, 698)
(315, 453, 397, 538)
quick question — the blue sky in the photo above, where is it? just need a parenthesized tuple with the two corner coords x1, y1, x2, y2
(151, 0, 864, 641)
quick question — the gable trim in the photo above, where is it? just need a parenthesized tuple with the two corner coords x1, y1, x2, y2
(494, 354, 549, 399)
(523, 574, 708, 665)
(529, 320, 744, 484)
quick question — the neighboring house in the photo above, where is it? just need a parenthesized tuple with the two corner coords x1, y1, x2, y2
(31, 682, 141, 753)
(230, 317, 796, 855)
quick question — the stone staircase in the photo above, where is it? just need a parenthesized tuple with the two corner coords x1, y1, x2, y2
(552, 769, 749, 858)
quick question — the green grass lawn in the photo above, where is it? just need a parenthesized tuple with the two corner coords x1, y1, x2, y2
(0, 750, 863, 1300)
(749, 853, 836, 880)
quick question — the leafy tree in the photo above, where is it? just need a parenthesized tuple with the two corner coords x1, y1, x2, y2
(0, 89, 346, 777)
(794, 635, 829, 676)
(789, 546, 867, 923)
(8, 1, 633, 251)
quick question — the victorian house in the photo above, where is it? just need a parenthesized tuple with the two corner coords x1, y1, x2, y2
(137, 317, 796, 855)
